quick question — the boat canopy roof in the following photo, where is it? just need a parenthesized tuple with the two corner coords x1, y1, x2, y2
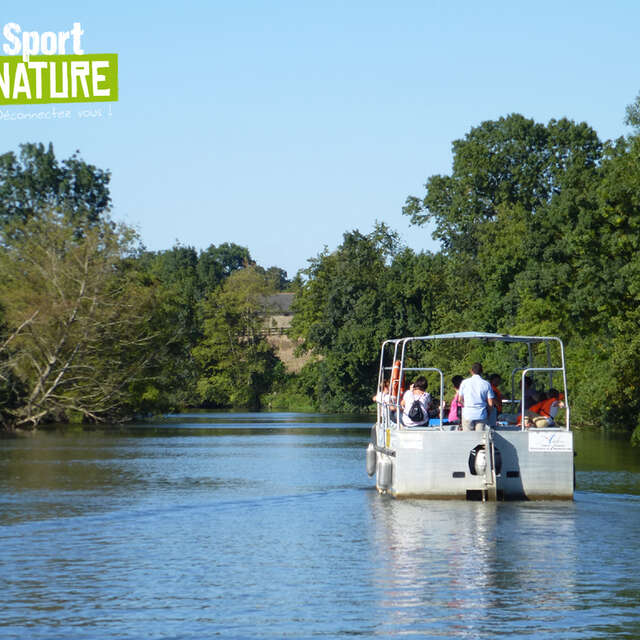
(385, 332, 562, 345)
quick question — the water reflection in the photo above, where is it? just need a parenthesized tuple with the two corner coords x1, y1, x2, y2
(162, 410, 372, 428)
(368, 496, 581, 636)
(574, 430, 640, 495)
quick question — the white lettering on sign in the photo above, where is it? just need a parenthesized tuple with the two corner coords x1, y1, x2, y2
(2, 22, 84, 61)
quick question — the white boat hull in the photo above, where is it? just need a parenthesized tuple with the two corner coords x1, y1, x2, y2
(373, 426, 574, 500)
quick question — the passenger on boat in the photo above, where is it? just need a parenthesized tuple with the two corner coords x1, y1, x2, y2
(523, 376, 537, 409)
(520, 388, 566, 428)
(400, 376, 432, 427)
(447, 375, 464, 424)
(458, 363, 495, 432)
(487, 373, 503, 427)
(372, 381, 390, 404)
(515, 376, 538, 414)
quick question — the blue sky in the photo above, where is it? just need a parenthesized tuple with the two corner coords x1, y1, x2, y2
(2, 1, 639, 277)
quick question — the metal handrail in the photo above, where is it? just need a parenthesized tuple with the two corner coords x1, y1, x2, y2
(514, 367, 569, 431)
(376, 333, 570, 434)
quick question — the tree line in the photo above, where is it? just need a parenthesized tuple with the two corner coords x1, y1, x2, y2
(1, 92, 639, 441)
(291, 94, 640, 442)
(0, 142, 289, 429)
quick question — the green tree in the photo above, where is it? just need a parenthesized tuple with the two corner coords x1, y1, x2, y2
(130, 242, 262, 409)
(196, 242, 252, 294)
(133, 245, 203, 409)
(0, 142, 111, 228)
(289, 223, 447, 410)
(403, 114, 604, 332)
(404, 114, 602, 255)
(585, 130, 640, 436)
(193, 266, 279, 410)
(401, 105, 640, 437)
(259, 265, 290, 291)
(0, 210, 164, 429)
(625, 92, 640, 132)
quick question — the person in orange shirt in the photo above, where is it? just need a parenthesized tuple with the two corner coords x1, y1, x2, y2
(522, 389, 565, 428)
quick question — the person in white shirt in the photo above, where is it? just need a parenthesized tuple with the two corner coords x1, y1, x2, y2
(458, 363, 495, 432)
(372, 381, 390, 404)
(400, 376, 432, 427)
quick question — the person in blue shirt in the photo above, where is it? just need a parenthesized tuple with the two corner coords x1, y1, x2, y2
(458, 363, 495, 432)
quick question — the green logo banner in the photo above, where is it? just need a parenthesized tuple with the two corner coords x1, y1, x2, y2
(0, 53, 118, 105)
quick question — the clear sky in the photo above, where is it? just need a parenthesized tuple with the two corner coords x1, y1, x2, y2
(2, 1, 639, 278)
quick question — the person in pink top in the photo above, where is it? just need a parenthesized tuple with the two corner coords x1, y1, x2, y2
(448, 375, 464, 423)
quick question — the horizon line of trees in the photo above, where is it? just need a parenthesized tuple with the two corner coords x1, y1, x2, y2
(1, 91, 640, 442)
(0, 142, 292, 430)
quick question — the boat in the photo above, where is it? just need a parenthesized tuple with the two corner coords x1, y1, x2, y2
(366, 332, 574, 500)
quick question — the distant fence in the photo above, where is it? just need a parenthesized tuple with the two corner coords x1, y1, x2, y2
(259, 327, 288, 336)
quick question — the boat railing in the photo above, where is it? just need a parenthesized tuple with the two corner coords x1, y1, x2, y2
(375, 333, 570, 437)
(378, 401, 395, 432)
(376, 366, 570, 433)
(376, 366, 447, 431)
(402, 367, 445, 430)
(509, 367, 570, 431)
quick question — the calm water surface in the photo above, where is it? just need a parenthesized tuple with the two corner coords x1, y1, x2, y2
(1, 413, 640, 639)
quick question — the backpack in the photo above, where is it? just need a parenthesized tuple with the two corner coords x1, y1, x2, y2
(407, 398, 424, 422)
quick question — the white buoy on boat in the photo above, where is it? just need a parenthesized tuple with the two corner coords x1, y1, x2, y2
(377, 457, 393, 490)
(474, 447, 487, 475)
(366, 442, 376, 476)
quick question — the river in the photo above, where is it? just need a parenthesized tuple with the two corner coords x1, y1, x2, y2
(1, 412, 640, 639)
